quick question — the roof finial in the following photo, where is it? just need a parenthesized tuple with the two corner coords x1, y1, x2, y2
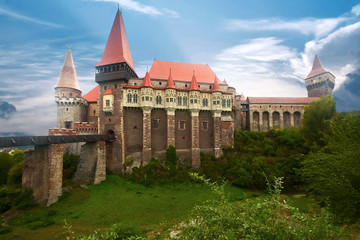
(193, 70, 195, 76)
(68, 38, 71, 51)
(169, 67, 172, 74)
(146, 66, 149, 72)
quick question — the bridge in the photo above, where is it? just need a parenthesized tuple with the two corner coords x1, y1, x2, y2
(0, 134, 115, 206)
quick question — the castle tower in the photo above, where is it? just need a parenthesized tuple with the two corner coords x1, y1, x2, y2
(305, 54, 335, 97)
(96, 9, 138, 172)
(55, 44, 87, 129)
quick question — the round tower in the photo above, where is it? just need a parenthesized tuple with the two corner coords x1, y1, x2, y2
(55, 44, 87, 129)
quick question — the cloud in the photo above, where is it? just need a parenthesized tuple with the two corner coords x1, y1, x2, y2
(0, 101, 16, 119)
(225, 17, 348, 38)
(93, 0, 179, 18)
(352, 4, 360, 16)
(0, 7, 62, 28)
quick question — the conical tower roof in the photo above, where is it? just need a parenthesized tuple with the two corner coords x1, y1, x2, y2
(212, 75, 221, 92)
(189, 72, 200, 91)
(166, 69, 175, 89)
(305, 54, 327, 79)
(141, 71, 153, 88)
(55, 46, 81, 91)
(96, 10, 135, 72)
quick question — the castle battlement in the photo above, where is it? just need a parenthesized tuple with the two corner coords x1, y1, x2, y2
(49, 128, 77, 136)
(74, 122, 98, 134)
(55, 97, 87, 106)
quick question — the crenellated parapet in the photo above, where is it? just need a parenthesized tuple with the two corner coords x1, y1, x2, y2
(48, 128, 77, 136)
(55, 96, 88, 106)
(74, 122, 98, 134)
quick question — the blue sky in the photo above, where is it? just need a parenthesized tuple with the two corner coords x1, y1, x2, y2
(0, 0, 360, 135)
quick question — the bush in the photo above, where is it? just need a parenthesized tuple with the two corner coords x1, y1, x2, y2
(165, 145, 177, 172)
(7, 161, 24, 187)
(0, 152, 15, 185)
(63, 154, 80, 180)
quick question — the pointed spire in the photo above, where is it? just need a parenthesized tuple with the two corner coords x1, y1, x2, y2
(240, 92, 246, 101)
(212, 75, 221, 92)
(96, 9, 135, 73)
(55, 45, 81, 91)
(141, 71, 153, 88)
(305, 54, 327, 79)
(189, 71, 200, 91)
(166, 68, 175, 89)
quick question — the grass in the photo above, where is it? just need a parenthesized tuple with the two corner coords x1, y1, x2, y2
(1, 175, 246, 240)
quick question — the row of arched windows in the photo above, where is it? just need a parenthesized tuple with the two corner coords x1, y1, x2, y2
(127, 93, 138, 103)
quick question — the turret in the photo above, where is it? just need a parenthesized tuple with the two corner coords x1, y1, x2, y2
(211, 76, 222, 111)
(164, 69, 176, 110)
(189, 72, 200, 110)
(55, 44, 87, 129)
(305, 54, 335, 97)
(140, 71, 154, 109)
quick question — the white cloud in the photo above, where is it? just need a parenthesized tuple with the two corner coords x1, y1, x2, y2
(352, 3, 360, 16)
(225, 17, 348, 38)
(0, 7, 62, 28)
(93, 0, 179, 18)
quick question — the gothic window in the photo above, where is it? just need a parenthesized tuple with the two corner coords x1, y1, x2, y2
(106, 100, 110, 107)
(142, 96, 144, 101)
(170, 98, 173, 102)
(133, 94, 138, 103)
(156, 95, 162, 104)
(190, 99, 193, 104)
(166, 98, 169, 102)
(127, 93, 132, 103)
(227, 99, 231, 107)
(222, 99, 226, 107)
(178, 120, 186, 130)
(201, 121, 208, 130)
(213, 101, 216, 105)
(178, 96, 182, 105)
(152, 119, 159, 129)
(183, 97, 188, 105)
(217, 100, 220, 105)
(202, 98, 208, 107)
(194, 99, 197, 104)
(145, 96, 149, 101)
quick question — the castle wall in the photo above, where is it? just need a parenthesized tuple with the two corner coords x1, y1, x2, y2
(175, 110, 191, 150)
(199, 111, 214, 149)
(151, 109, 167, 151)
(56, 98, 87, 129)
(305, 72, 335, 97)
(87, 102, 98, 123)
(124, 108, 143, 156)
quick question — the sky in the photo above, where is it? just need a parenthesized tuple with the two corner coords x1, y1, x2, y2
(0, 0, 360, 136)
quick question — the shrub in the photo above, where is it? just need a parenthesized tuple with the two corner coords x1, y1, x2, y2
(0, 152, 15, 185)
(63, 154, 80, 179)
(165, 145, 177, 172)
(7, 161, 24, 187)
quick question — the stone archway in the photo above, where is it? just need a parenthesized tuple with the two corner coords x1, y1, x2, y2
(272, 111, 280, 127)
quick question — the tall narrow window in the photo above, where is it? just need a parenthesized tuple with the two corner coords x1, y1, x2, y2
(65, 121, 71, 129)
(183, 97, 188, 105)
(178, 120, 186, 130)
(227, 99, 231, 107)
(202, 98, 208, 107)
(156, 95, 162, 104)
(106, 100, 110, 107)
(222, 99, 226, 107)
(201, 121, 208, 130)
(127, 93, 132, 103)
(152, 119, 159, 129)
(177, 96, 182, 105)
(133, 94, 138, 103)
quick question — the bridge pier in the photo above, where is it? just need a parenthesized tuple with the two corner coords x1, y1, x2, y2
(22, 144, 64, 206)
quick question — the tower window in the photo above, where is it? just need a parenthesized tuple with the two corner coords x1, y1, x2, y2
(178, 120, 186, 130)
(183, 97, 188, 105)
(133, 94, 138, 103)
(106, 100, 110, 107)
(127, 93, 132, 103)
(227, 99, 231, 107)
(185, 84, 188, 88)
(93, 110, 96, 115)
(65, 121, 71, 129)
(202, 98, 208, 107)
(145, 96, 149, 101)
(177, 96, 182, 105)
(70, 93, 72, 98)
(66, 108, 68, 111)
(156, 95, 162, 104)
(201, 121, 208, 130)
(134, 83, 137, 86)
(222, 99, 226, 107)
(159, 82, 162, 85)
(104, 86, 107, 90)
(152, 119, 159, 129)
(114, 84, 117, 89)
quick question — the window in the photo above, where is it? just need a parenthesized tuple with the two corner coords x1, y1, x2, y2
(133, 94, 138, 103)
(159, 82, 162, 85)
(185, 84, 188, 88)
(134, 83, 137, 86)
(152, 119, 159, 129)
(178, 120, 186, 130)
(209, 86, 212, 89)
(65, 121, 71, 129)
(114, 84, 117, 89)
(178, 96, 182, 105)
(202, 98, 208, 107)
(106, 100, 110, 107)
(145, 96, 149, 101)
(142, 96, 144, 101)
(217, 100, 220, 105)
(93, 110, 96, 115)
(170, 98, 173, 102)
(194, 99, 197, 104)
(222, 99, 226, 107)
(70, 93, 72, 98)
(213, 101, 216, 105)
(183, 97, 188, 105)
(127, 93, 132, 103)
(104, 86, 107, 90)
(201, 121, 208, 130)
(166, 98, 169, 102)
(227, 99, 231, 107)
(190, 99, 193, 104)
(66, 108, 68, 111)
(156, 95, 162, 104)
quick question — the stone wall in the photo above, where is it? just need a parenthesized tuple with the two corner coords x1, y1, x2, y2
(151, 109, 167, 151)
(175, 110, 191, 149)
(199, 110, 214, 149)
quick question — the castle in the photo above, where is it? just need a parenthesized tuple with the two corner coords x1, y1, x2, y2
(51, 9, 335, 171)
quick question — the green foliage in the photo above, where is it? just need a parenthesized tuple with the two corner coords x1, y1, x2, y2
(7, 161, 24, 187)
(165, 145, 177, 172)
(0, 152, 15, 185)
(63, 154, 80, 180)
(301, 95, 336, 148)
(301, 112, 360, 222)
(0, 188, 36, 214)
(170, 176, 349, 239)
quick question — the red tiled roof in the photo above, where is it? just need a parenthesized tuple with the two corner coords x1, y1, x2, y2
(55, 47, 81, 91)
(248, 97, 319, 104)
(104, 89, 114, 95)
(166, 69, 175, 89)
(305, 54, 327, 79)
(141, 71, 153, 87)
(240, 93, 246, 101)
(96, 10, 135, 73)
(149, 60, 224, 84)
(189, 73, 200, 91)
(82, 85, 99, 102)
(212, 76, 221, 92)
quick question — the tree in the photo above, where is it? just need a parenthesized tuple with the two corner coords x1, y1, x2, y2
(301, 95, 336, 148)
(301, 112, 360, 222)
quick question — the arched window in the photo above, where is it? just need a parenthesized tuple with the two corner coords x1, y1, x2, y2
(222, 99, 226, 107)
(177, 96, 182, 105)
(183, 97, 188, 105)
(127, 93, 132, 103)
(133, 94, 138, 103)
(227, 99, 231, 107)
(202, 98, 208, 107)
(156, 95, 162, 104)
